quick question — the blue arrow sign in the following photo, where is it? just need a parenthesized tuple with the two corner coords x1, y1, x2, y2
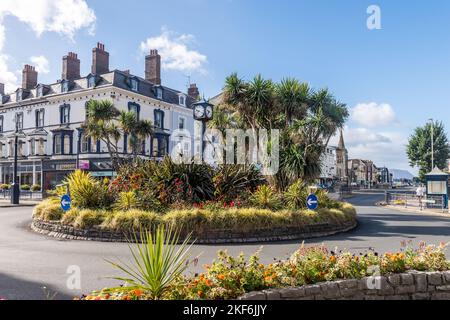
(306, 194, 319, 210)
(61, 194, 71, 212)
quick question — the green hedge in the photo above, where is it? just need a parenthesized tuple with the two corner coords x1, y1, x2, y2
(33, 201, 356, 234)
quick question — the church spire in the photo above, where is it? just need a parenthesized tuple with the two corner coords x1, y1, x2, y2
(338, 128, 345, 150)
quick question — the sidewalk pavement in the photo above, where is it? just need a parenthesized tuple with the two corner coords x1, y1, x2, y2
(0, 200, 40, 208)
(383, 204, 450, 218)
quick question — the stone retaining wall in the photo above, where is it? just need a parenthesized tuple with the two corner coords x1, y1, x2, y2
(31, 218, 357, 244)
(239, 271, 450, 300)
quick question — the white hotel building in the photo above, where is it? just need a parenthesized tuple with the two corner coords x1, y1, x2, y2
(0, 43, 200, 191)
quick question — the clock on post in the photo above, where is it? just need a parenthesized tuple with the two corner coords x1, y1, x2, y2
(192, 99, 214, 161)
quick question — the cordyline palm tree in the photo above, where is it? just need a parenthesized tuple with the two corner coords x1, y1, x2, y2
(222, 73, 349, 190)
(275, 78, 310, 128)
(84, 99, 153, 170)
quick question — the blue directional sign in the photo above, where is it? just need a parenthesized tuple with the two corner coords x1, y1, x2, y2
(61, 194, 71, 212)
(306, 194, 319, 210)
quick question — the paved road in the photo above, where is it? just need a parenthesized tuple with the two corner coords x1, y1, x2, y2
(1, 191, 450, 300)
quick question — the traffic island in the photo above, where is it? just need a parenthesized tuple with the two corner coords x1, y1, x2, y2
(30, 207, 358, 244)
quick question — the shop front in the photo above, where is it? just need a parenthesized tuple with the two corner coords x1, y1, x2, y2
(42, 160, 77, 191)
(0, 161, 43, 186)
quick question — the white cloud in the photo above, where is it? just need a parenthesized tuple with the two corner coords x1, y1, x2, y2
(329, 126, 411, 170)
(351, 102, 396, 127)
(140, 27, 208, 73)
(30, 55, 50, 74)
(0, 0, 96, 43)
(0, 54, 18, 91)
(0, 0, 96, 92)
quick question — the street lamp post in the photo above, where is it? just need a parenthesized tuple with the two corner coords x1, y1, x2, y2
(429, 118, 434, 169)
(11, 122, 20, 205)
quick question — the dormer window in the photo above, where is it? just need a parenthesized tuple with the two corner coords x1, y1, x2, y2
(130, 78, 139, 92)
(37, 86, 44, 97)
(88, 75, 97, 88)
(16, 90, 23, 102)
(179, 95, 186, 106)
(61, 80, 70, 93)
(156, 87, 163, 100)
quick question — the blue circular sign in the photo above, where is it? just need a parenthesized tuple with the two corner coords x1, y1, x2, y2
(306, 194, 319, 210)
(61, 194, 71, 212)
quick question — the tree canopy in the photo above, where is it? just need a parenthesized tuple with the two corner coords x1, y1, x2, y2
(407, 121, 450, 181)
(219, 73, 349, 190)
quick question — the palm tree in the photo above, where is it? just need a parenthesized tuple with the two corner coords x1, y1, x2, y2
(84, 99, 153, 169)
(221, 74, 349, 189)
(275, 78, 310, 128)
(85, 99, 122, 169)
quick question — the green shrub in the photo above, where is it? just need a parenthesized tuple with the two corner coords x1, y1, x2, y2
(135, 190, 166, 213)
(114, 191, 139, 211)
(315, 189, 340, 209)
(61, 208, 80, 225)
(74, 209, 107, 229)
(64, 170, 112, 209)
(163, 209, 208, 234)
(250, 185, 282, 210)
(20, 184, 31, 191)
(0, 184, 10, 191)
(33, 199, 64, 221)
(107, 210, 160, 232)
(31, 184, 41, 192)
(213, 165, 265, 201)
(284, 179, 309, 209)
(33, 199, 55, 219)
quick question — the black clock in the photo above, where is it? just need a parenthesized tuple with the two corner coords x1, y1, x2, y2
(192, 99, 214, 121)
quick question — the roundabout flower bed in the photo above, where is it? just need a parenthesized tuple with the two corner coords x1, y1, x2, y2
(80, 241, 450, 300)
(32, 201, 357, 243)
(31, 160, 358, 243)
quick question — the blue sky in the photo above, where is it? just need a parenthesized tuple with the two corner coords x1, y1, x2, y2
(1, 0, 450, 173)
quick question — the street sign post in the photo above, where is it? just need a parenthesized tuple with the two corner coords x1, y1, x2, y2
(61, 194, 71, 212)
(306, 194, 319, 210)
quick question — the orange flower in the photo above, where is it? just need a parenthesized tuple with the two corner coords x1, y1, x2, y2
(205, 279, 213, 286)
(217, 274, 225, 280)
(329, 256, 336, 263)
(133, 289, 142, 297)
(259, 264, 265, 269)
(265, 276, 272, 282)
(198, 291, 204, 297)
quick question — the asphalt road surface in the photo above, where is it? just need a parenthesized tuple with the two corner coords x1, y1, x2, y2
(1, 190, 450, 300)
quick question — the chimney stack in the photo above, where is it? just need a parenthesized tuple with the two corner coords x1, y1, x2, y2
(62, 52, 80, 81)
(188, 83, 200, 100)
(92, 42, 109, 74)
(145, 49, 161, 85)
(0, 83, 4, 95)
(22, 65, 38, 90)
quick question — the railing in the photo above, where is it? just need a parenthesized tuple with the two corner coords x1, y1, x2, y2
(386, 192, 446, 213)
(0, 190, 43, 200)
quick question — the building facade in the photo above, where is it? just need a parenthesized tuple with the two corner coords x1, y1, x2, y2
(319, 146, 337, 186)
(348, 159, 379, 187)
(0, 43, 200, 191)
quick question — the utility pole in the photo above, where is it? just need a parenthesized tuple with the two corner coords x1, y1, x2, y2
(429, 118, 434, 169)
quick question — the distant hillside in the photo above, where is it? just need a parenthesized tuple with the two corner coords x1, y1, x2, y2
(390, 169, 415, 180)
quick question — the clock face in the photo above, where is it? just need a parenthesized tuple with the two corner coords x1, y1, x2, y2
(194, 105, 205, 119)
(205, 106, 213, 119)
